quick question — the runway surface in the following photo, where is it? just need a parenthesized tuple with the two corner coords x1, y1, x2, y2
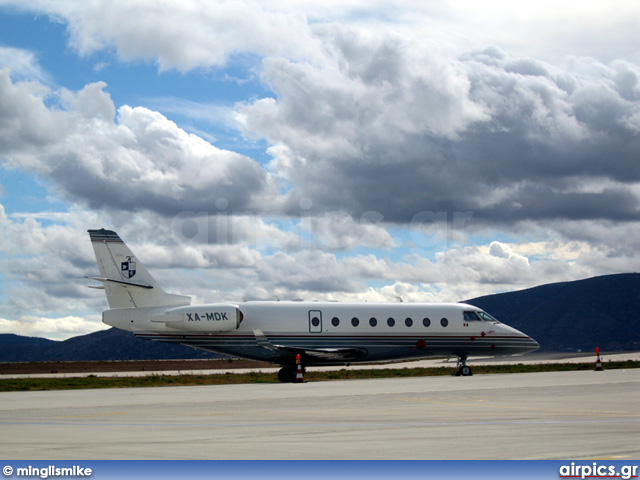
(1, 369, 638, 460)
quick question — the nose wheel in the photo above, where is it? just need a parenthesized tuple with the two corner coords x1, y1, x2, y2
(455, 356, 473, 376)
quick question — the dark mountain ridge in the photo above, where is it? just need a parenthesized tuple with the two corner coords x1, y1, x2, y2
(465, 273, 640, 352)
(0, 328, 221, 362)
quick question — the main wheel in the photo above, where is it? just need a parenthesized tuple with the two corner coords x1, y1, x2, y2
(277, 366, 296, 382)
(460, 365, 472, 376)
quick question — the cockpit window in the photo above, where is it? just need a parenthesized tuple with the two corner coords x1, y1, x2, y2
(463, 311, 481, 321)
(464, 310, 501, 323)
(477, 311, 501, 324)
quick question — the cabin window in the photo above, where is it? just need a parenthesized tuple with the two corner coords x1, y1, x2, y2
(387, 317, 395, 327)
(331, 317, 340, 327)
(405, 317, 413, 327)
(351, 317, 360, 327)
(423, 318, 431, 327)
(440, 318, 448, 327)
(311, 317, 320, 327)
(369, 317, 378, 327)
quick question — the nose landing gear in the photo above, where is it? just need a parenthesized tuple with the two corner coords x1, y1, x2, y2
(455, 355, 473, 376)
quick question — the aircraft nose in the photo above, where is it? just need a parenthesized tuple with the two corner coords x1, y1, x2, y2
(499, 324, 540, 354)
(520, 335, 540, 354)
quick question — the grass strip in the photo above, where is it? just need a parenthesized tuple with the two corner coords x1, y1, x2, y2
(1, 360, 638, 392)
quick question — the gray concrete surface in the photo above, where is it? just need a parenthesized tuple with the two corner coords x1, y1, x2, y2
(0, 369, 638, 460)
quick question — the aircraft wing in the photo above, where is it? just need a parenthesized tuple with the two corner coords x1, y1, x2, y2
(253, 329, 368, 362)
(290, 346, 368, 361)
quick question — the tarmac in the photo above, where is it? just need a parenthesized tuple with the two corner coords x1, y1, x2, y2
(1, 366, 638, 459)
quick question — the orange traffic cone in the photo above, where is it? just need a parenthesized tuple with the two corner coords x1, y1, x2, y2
(595, 347, 603, 371)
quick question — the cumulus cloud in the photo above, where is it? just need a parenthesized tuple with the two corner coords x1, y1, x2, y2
(0, 71, 282, 216)
(0, 68, 65, 153)
(301, 211, 395, 251)
(0, 206, 108, 322)
(6, 1, 639, 68)
(1, 196, 637, 340)
(239, 42, 640, 226)
(2, 3, 638, 228)
(1, 1, 640, 339)
(4, 0, 323, 71)
(0, 46, 51, 84)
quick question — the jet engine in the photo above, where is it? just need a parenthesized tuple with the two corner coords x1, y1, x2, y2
(158, 304, 243, 332)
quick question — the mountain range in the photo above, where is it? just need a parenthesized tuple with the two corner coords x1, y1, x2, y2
(1, 273, 638, 362)
(0, 328, 221, 362)
(465, 273, 640, 352)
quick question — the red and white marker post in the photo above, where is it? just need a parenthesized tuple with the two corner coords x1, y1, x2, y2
(595, 347, 604, 371)
(295, 353, 304, 382)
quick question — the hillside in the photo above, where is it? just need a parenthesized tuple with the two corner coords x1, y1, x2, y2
(0, 328, 222, 362)
(0, 334, 58, 362)
(465, 273, 640, 352)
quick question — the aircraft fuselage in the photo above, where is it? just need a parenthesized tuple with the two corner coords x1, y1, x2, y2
(104, 301, 539, 366)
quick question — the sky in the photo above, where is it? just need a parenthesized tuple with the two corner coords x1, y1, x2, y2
(0, 1, 639, 340)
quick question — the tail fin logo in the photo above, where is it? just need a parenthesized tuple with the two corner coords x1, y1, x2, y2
(121, 256, 137, 279)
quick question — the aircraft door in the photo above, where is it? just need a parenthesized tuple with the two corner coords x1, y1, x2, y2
(309, 310, 322, 333)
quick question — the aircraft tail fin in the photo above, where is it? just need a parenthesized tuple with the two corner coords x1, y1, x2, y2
(88, 229, 191, 309)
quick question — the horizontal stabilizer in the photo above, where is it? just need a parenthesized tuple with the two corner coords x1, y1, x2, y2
(87, 276, 153, 289)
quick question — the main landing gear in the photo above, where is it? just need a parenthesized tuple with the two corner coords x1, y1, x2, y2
(455, 355, 473, 376)
(277, 365, 305, 382)
(277, 366, 296, 382)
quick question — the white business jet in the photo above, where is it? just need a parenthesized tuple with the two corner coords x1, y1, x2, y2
(88, 229, 539, 381)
